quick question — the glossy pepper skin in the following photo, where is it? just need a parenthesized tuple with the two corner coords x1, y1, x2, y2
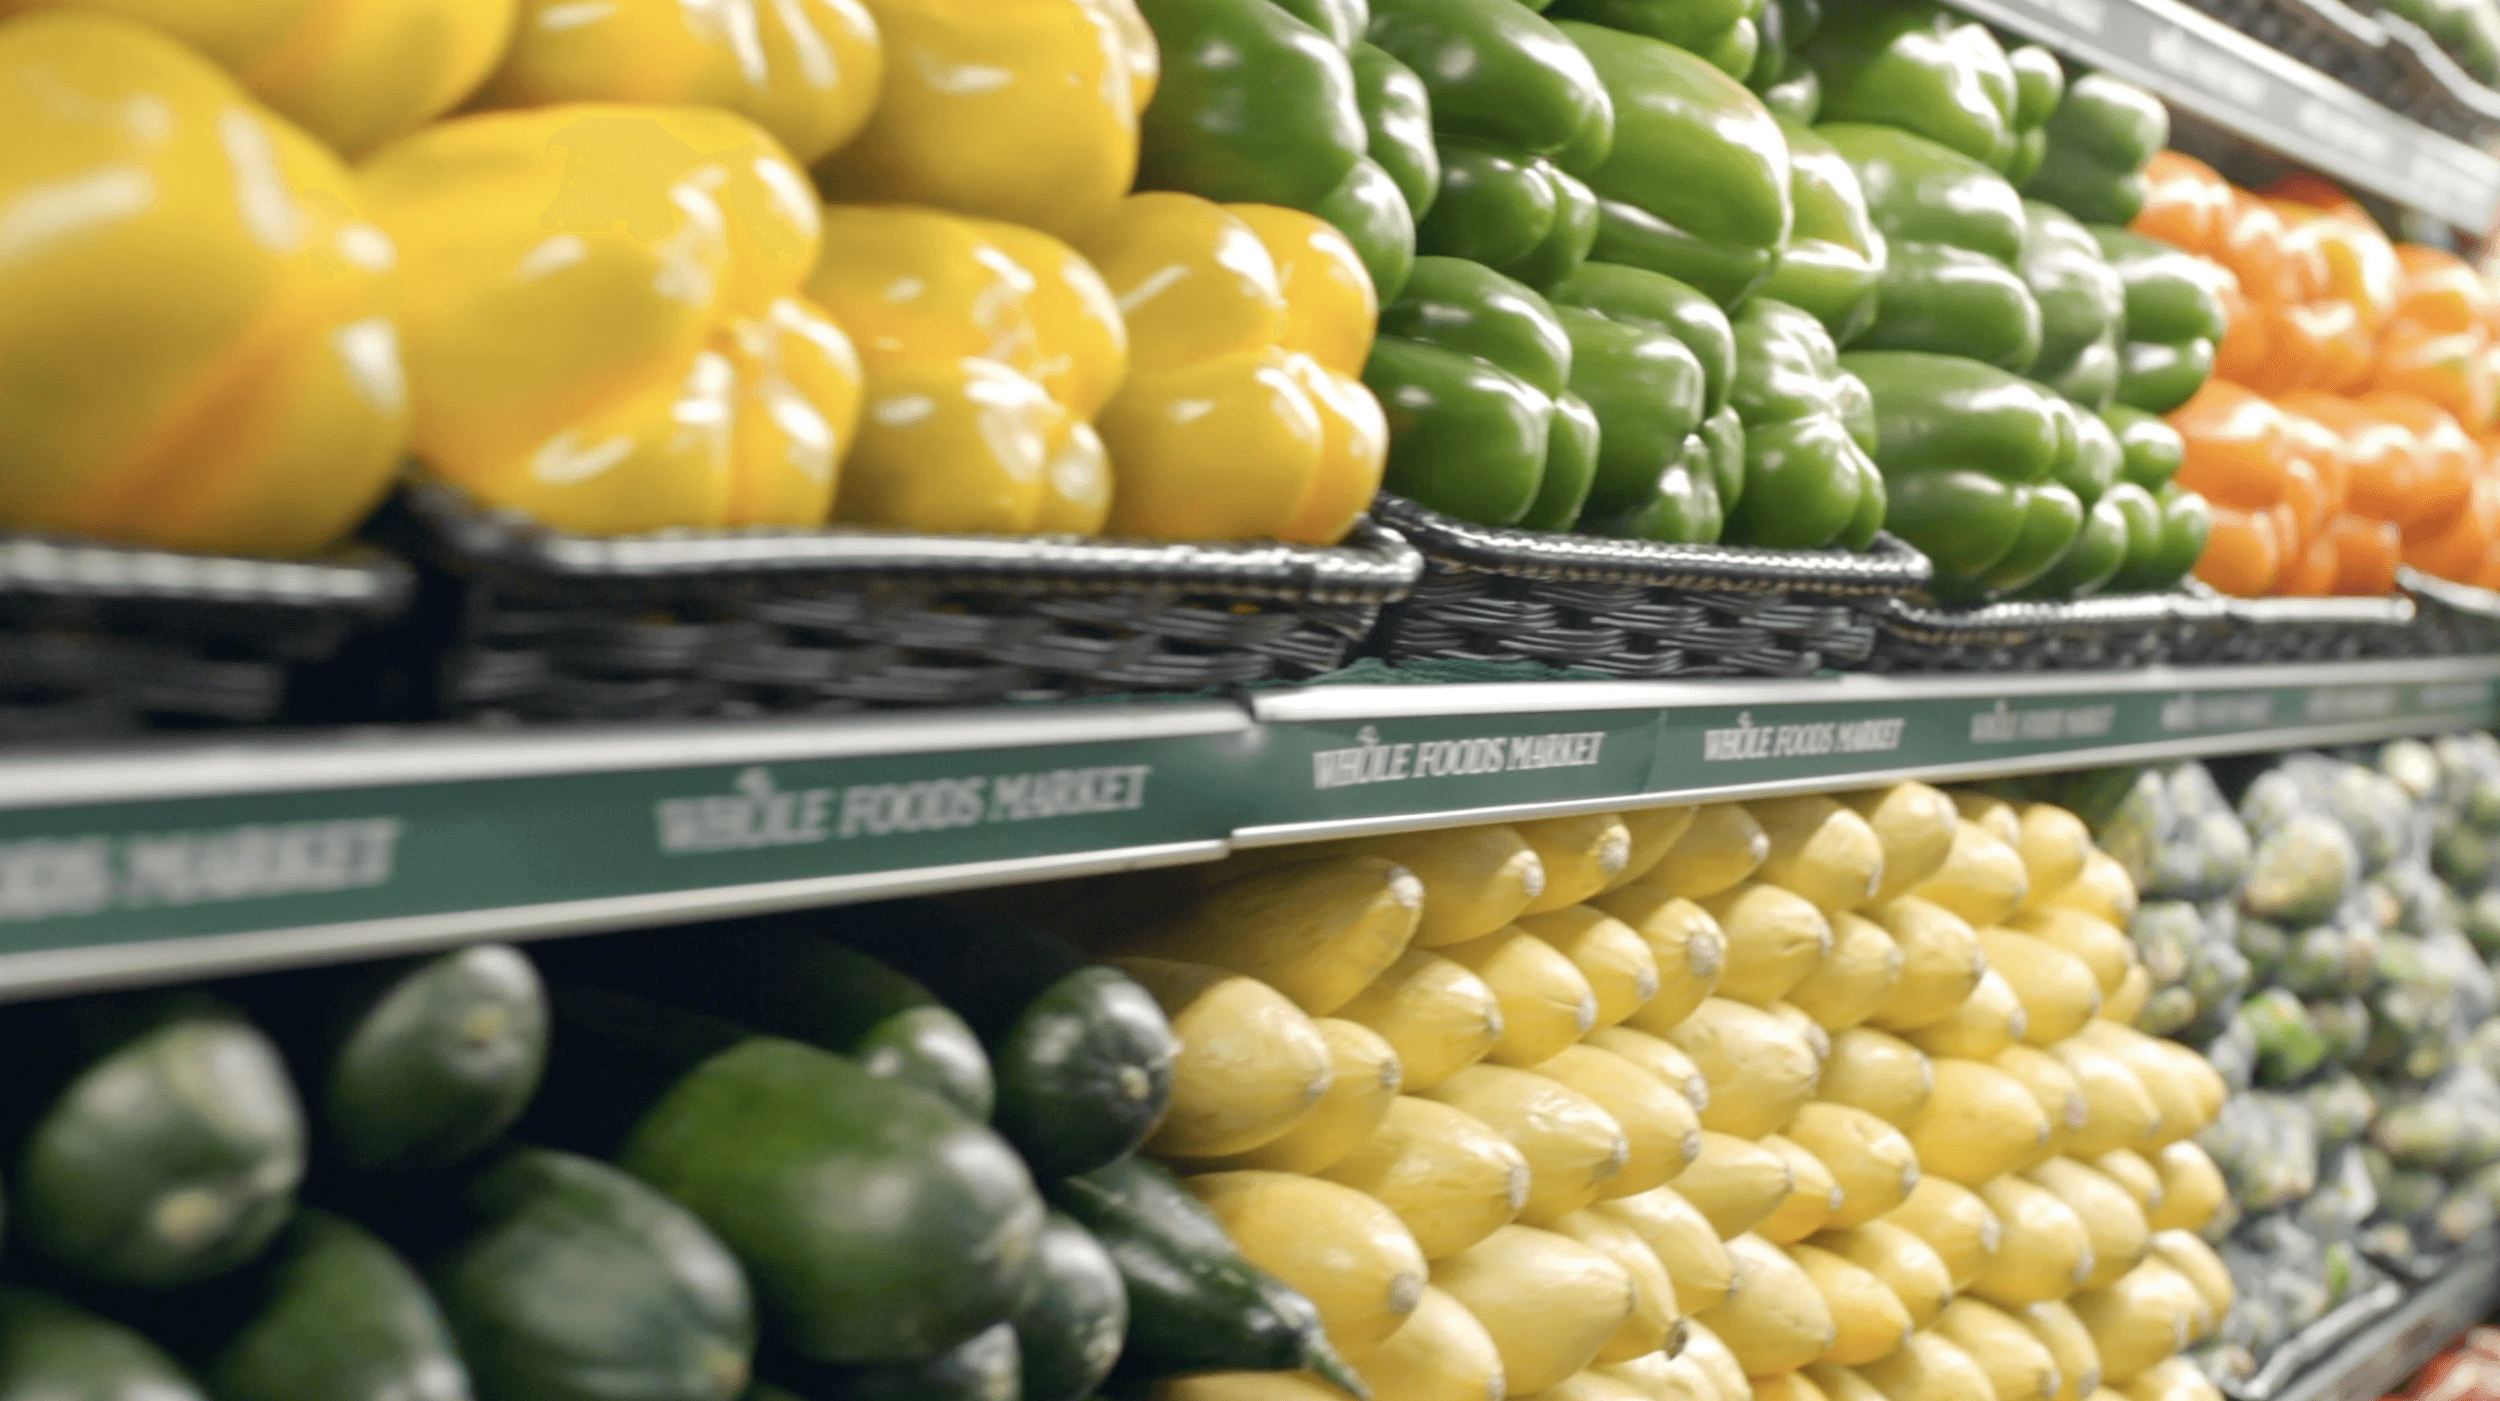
(1822, 122, 2039, 372)
(1365, 257, 1572, 526)
(365, 104, 862, 536)
(1763, 119, 1887, 342)
(1562, 21, 1795, 307)
(1841, 349, 2086, 599)
(1084, 194, 1388, 543)
(1350, 42, 1440, 218)
(1, 0, 518, 156)
(1547, 258, 1746, 543)
(2021, 200, 2125, 409)
(1548, 0, 1757, 79)
(2093, 226, 2227, 414)
(1556, 305, 1711, 530)
(2102, 403, 2185, 491)
(1805, 1, 2015, 169)
(1721, 300, 1886, 550)
(0, 11, 409, 556)
(2022, 73, 2167, 226)
(1135, 0, 1365, 212)
(1368, 0, 1614, 164)
(476, 0, 884, 164)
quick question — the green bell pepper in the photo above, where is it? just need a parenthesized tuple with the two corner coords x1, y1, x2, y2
(1762, 119, 1887, 343)
(2103, 403, 2186, 491)
(2020, 200, 2123, 401)
(1841, 348, 2087, 598)
(2094, 225, 2226, 414)
(1578, 440, 1727, 543)
(1315, 156, 1417, 302)
(1137, 0, 1369, 208)
(1806, 1, 2015, 169)
(2023, 73, 2168, 225)
(1418, 143, 1559, 269)
(2009, 43, 2065, 131)
(2107, 483, 2211, 591)
(1559, 305, 1711, 523)
(1548, 261, 1738, 416)
(1366, 0, 1616, 161)
(2057, 400, 2120, 505)
(2093, 481, 2164, 590)
(1720, 299, 1886, 550)
(2022, 485, 2128, 598)
(1367, 258, 1576, 524)
(1755, 57, 1822, 122)
(1351, 41, 1441, 218)
(1562, 21, 1795, 307)
(1522, 393, 1603, 530)
(1821, 122, 2038, 370)
(1547, 0, 1756, 60)
(1512, 167, 1604, 290)
(1273, 0, 1369, 48)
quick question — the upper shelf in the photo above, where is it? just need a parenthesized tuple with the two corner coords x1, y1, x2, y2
(1951, 0, 2500, 230)
(1, 655, 2496, 1001)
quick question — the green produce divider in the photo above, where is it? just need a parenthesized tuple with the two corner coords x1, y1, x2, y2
(1, 657, 2497, 998)
(1953, 0, 2500, 230)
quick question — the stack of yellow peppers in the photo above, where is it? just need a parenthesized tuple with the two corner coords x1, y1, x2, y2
(0, 0, 1386, 556)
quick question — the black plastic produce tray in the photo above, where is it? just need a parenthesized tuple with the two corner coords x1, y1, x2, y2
(1357, 494, 1934, 679)
(0, 532, 413, 742)
(378, 484, 1424, 719)
(1864, 585, 2425, 671)
(2400, 566, 2500, 655)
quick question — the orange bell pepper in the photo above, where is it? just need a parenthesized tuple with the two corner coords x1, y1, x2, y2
(2368, 244, 2500, 432)
(2168, 380, 2290, 510)
(2322, 513, 2402, 595)
(2283, 392, 2422, 524)
(2133, 151, 2232, 256)
(2196, 502, 2290, 595)
(2362, 390, 2478, 532)
(2404, 470, 2500, 581)
(2276, 531, 2338, 595)
(2274, 204, 2397, 394)
(2264, 172, 2373, 224)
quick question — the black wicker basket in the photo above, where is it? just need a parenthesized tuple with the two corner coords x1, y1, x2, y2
(2401, 565, 2500, 653)
(0, 532, 412, 741)
(2174, 0, 2500, 141)
(1357, 495, 1934, 679)
(376, 484, 1423, 720)
(1864, 584, 2426, 671)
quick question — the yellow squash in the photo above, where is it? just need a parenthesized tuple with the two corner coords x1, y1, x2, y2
(1968, 1175, 2094, 1309)
(1186, 1169, 1428, 1357)
(1808, 1362, 1896, 1401)
(1587, 1027, 1712, 1115)
(2026, 1158, 2148, 1290)
(1907, 1059, 2052, 1187)
(1596, 1186, 1737, 1312)
(1853, 1331, 1997, 1401)
(1809, 1222, 1953, 1331)
(1550, 1208, 1681, 1363)
(1695, 1234, 1839, 1377)
(1903, 969, 2027, 1061)
(2090, 1151, 2165, 1222)
(2051, 1041, 2161, 1158)
(1103, 854, 1424, 1015)
(2145, 1143, 2224, 1234)
(1333, 950, 1506, 1092)
(1537, 1045, 1703, 1199)
(1762, 1373, 1835, 1401)
(2006, 908, 2133, 997)
(1786, 912, 1906, 1033)
(1598, 887, 1731, 1033)
(2145, 1233, 2232, 1322)
(2067, 1260, 2206, 1384)
(1883, 1176, 2002, 1292)
(1818, 1029, 1936, 1129)
(2041, 852, 2139, 928)
(2020, 1301, 2102, 1401)
(1520, 906, 1665, 1031)
(1419, 1065, 1630, 1225)
(2120, 1358, 2223, 1401)
(1667, 999, 1821, 1139)
(1909, 822, 2029, 928)
(1951, 794, 2021, 846)
(1543, 1373, 1657, 1401)
(1755, 1133, 1845, 1245)
(1865, 900, 1987, 1033)
(1782, 1102, 1920, 1230)
(1608, 806, 1702, 892)
(1703, 884, 1836, 1007)
(1116, 958, 1333, 1159)
(1977, 932, 2101, 1046)
(1992, 1045, 2089, 1169)
(1750, 796, 1888, 914)
(1360, 1284, 1509, 1401)
(0, 11, 411, 557)
(1321, 1096, 1530, 1261)
(1675, 1132, 1796, 1240)
(1936, 1298, 2061, 1401)
(1841, 784, 1960, 905)
(1683, 1321, 1756, 1401)
(1609, 1350, 1724, 1401)
(2012, 806, 2094, 908)
(1432, 1226, 1636, 1396)
(1791, 1242, 1913, 1365)
(1438, 927, 1601, 1068)
(1340, 825, 1549, 948)
(1653, 805, 1773, 899)
(1187, 1017, 1400, 1174)
(1518, 815, 1638, 912)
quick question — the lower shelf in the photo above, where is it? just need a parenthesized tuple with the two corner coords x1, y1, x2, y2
(2270, 1247, 2500, 1401)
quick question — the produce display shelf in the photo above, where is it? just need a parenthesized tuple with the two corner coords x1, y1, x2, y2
(1947, 0, 2500, 229)
(2270, 1246, 2500, 1401)
(1, 655, 2496, 1001)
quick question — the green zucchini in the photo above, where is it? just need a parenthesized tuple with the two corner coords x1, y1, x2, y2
(542, 925, 993, 1120)
(426, 1147, 754, 1401)
(0, 1287, 205, 1398)
(1046, 1157, 1366, 1397)
(187, 1208, 469, 1401)
(232, 945, 550, 1175)
(1014, 1212, 1128, 1401)
(759, 1322, 1019, 1401)
(0, 992, 305, 1290)
(526, 986, 1046, 1365)
(816, 902, 1177, 1176)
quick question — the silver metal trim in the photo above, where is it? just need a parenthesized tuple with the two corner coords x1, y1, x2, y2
(0, 702, 1254, 811)
(0, 839, 1230, 1004)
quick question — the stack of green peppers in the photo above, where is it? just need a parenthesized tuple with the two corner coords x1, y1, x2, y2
(1803, 2, 2066, 182)
(1137, 0, 1425, 299)
(1823, 122, 2039, 371)
(2095, 227, 2231, 415)
(2022, 72, 2169, 225)
(2021, 199, 2126, 408)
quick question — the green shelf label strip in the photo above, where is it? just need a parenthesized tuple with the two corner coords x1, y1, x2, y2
(0, 659, 2495, 996)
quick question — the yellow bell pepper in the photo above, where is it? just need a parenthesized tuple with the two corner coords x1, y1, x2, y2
(813, 0, 1142, 242)
(1080, 194, 1387, 543)
(0, 0, 518, 155)
(361, 104, 863, 535)
(0, 12, 408, 556)
(1087, 0, 1160, 115)
(968, 219, 1132, 421)
(476, 0, 885, 165)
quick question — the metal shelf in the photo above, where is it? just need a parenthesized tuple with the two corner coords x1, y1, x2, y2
(1, 655, 2496, 999)
(2273, 1247, 2500, 1401)
(1952, 0, 2500, 230)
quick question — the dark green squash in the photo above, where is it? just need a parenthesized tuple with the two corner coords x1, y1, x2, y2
(1013, 1212, 1128, 1401)
(759, 1322, 1019, 1401)
(0, 1287, 205, 1399)
(194, 1209, 470, 1401)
